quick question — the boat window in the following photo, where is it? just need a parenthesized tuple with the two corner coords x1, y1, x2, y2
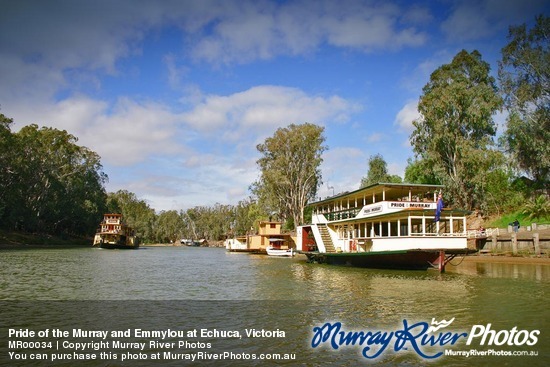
(400, 222, 408, 236)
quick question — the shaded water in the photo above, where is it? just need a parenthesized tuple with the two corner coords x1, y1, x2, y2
(1, 246, 548, 366)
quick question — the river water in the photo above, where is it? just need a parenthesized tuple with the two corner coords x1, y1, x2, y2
(0, 246, 548, 366)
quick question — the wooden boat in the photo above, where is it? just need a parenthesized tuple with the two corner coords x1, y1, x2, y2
(297, 183, 475, 272)
(92, 214, 139, 249)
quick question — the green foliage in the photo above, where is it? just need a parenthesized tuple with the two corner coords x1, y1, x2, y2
(521, 195, 550, 221)
(498, 15, 550, 188)
(0, 119, 108, 235)
(252, 123, 326, 228)
(410, 50, 503, 211)
(156, 210, 185, 243)
(184, 203, 235, 241)
(483, 167, 523, 215)
(404, 157, 441, 184)
(360, 154, 402, 187)
(106, 190, 156, 242)
(232, 197, 267, 236)
(0, 113, 15, 221)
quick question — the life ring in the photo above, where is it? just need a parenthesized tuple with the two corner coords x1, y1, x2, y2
(350, 239, 357, 252)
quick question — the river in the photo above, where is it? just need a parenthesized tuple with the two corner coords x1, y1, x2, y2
(1, 246, 548, 366)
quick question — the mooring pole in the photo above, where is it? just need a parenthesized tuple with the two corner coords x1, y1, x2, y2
(438, 250, 446, 273)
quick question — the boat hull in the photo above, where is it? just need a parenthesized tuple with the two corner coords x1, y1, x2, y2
(94, 234, 139, 249)
(266, 247, 295, 257)
(98, 242, 139, 250)
(303, 250, 442, 270)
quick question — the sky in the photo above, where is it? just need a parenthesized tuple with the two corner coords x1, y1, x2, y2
(1, 0, 548, 212)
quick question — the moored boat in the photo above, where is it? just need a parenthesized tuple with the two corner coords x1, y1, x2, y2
(225, 221, 293, 254)
(266, 245, 295, 257)
(296, 183, 476, 272)
(93, 213, 139, 249)
(180, 239, 201, 246)
(266, 237, 295, 257)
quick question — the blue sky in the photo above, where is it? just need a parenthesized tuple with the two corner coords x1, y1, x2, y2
(1, 0, 548, 212)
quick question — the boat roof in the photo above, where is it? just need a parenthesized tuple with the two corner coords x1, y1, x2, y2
(310, 182, 444, 207)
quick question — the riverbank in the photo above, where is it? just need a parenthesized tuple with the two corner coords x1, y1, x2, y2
(462, 254, 550, 265)
(0, 229, 90, 247)
(2, 229, 549, 266)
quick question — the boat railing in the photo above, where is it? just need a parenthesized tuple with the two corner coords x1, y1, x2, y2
(323, 208, 362, 221)
(406, 232, 467, 237)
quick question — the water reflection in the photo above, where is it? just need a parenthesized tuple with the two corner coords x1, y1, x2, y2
(447, 260, 550, 282)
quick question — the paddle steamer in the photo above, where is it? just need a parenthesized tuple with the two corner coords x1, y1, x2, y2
(296, 183, 475, 272)
(93, 213, 139, 249)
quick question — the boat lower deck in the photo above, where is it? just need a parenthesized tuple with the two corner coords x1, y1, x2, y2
(300, 248, 476, 271)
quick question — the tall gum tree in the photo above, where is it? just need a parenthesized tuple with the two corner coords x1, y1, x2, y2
(252, 123, 326, 228)
(498, 15, 549, 191)
(410, 50, 503, 211)
(360, 154, 402, 187)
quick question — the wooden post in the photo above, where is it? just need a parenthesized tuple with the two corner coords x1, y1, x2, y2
(511, 233, 518, 255)
(492, 231, 497, 252)
(438, 250, 446, 273)
(533, 233, 541, 256)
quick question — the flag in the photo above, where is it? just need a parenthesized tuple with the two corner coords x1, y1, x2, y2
(435, 196, 444, 222)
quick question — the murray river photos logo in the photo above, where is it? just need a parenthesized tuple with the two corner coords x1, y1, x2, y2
(310, 318, 540, 360)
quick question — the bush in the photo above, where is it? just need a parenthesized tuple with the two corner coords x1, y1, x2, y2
(521, 195, 550, 221)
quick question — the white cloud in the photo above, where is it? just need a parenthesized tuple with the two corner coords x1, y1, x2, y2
(182, 85, 358, 140)
(136, 152, 259, 210)
(319, 147, 366, 198)
(395, 100, 420, 133)
(188, 0, 429, 63)
(9, 96, 184, 167)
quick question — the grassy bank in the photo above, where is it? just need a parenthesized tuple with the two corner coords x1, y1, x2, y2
(0, 229, 91, 247)
(487, 212, 549, 228)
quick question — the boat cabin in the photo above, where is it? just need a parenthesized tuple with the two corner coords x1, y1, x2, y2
(98, 214, 125, 234)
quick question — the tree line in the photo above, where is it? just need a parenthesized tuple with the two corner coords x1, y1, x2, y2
(1, 16, 548, 243)
(0, 119, 265, 243)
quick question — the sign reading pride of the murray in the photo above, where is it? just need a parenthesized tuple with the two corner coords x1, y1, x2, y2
(0, 1, 548, 366)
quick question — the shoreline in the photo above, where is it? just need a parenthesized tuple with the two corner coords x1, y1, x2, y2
(460, 254, 550, 265)
(2, 242, 548, 265)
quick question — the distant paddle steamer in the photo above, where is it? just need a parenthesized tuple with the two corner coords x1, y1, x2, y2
(93, 213, 139, 249)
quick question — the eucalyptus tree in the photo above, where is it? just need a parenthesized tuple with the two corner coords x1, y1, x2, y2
(498, 15, 549, 191)
(107, 190, 156, 242)
(232, 197, 265, 236)
(252, 123, 326, 228)
(0, 113, 15, 225)
(403, 157, 441, 185)
(155, 210, 185, 243)
(182, 203, 235, 241)
(410, 50, 503, 211)
(8, 124, 107, 234)
(360, 154, 402, 187)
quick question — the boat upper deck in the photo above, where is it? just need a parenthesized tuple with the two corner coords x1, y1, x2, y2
(310, 183, 449, 221)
